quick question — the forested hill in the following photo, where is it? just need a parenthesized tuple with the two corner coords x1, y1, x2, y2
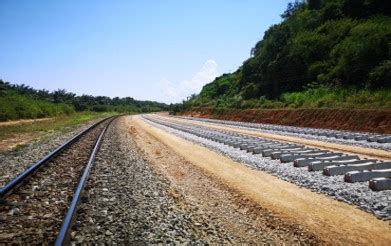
(0, 80, 168, 121)
(189, 0, 391, 109)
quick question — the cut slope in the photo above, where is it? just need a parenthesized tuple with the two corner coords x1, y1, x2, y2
(182, 107, 391, 134)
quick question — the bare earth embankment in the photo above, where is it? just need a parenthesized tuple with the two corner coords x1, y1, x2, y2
(182, 108, 391, 134)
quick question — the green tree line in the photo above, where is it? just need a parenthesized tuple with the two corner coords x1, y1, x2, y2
(187, 0, 391, 110)
(0, 80, 168, 121)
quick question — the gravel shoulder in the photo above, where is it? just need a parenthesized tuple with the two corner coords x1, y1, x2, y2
(134, 115, 391, 244)
(72, 117, 234, 243)
(0, 118, 105, 187)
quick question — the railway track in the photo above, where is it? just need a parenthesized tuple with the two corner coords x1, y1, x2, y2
(183, 117, 391, 144)
(142, 115, 391, 219)
(146, 115, 391, 191)
(180, 116, 391, 149)
(0, 116, 116, 244)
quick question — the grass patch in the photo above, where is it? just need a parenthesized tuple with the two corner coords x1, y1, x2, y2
(185, 88, 391, 110)
(0, 111, 121, 142)
(280, 88, 391, 109)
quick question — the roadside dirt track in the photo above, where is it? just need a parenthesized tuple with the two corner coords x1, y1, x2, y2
(132, 115, 391, 244)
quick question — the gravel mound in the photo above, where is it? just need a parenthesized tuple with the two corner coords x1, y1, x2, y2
(72, 117, 233, 244)
(144, 116, 391, 221)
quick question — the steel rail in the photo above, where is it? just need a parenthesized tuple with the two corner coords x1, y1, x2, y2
(55, 116, 117, 245)
(0, 117, 111, 198)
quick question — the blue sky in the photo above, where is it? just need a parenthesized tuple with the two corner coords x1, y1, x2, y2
(0, 0, 289, 103)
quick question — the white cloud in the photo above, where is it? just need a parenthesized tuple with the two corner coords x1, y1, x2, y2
(160, 77, 178, 99)
(160, 59, 219, 103)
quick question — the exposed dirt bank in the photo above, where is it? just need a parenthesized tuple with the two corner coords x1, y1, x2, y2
(181, 107, 391, 134)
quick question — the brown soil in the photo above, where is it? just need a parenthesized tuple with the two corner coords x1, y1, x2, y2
(0, 118, 52, 126)
(182, 107, 391, 134)
(132, 115, 391, 245)
(0, 133, 40, 152)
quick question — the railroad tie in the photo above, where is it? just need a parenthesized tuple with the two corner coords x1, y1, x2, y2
(279, 151, 330, 163)
(367, 135, 382, 142)
(343, 134, 356, 140)
(354, 135, 369, 141)
(307, 156, 360, 171)
(369, 177, 391, 191)
(271, 148, 324, 161)
(242, 142, 277, 151)
(377, 136, 391, 143)
(323, 161, 391, 176)
(262, 146, 304, 157)
(345, 169, 391, 183)
(251, 143, 296, 154)
(293, 153, 344, 167)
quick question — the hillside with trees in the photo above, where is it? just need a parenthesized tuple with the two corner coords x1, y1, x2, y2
(184, 0, 391, 110)
(0, 79, 167, 121)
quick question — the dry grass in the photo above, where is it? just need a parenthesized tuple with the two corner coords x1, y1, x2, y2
(0, 112, 117, 151)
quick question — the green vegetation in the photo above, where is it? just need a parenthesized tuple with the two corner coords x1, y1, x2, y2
(184, 0, 391, 111)
(0, 90, 74, 121)
(0, 80, 167, 121)
(0, 112, 117, 142)
(280, 87, 391, 108)
(185, 87, 391, 110)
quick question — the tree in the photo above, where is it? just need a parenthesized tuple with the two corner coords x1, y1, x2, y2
(281, 1, 303, 19)
(191, 0, 391, 105)
(307, 0, 322, 10)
